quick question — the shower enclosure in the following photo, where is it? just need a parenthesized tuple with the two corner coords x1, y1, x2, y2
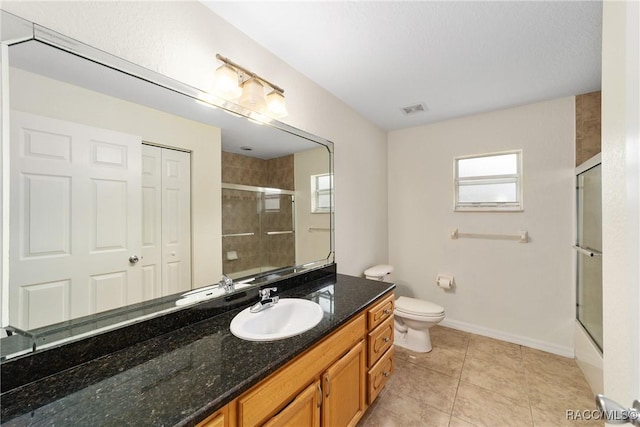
(222, 184, 296, 279)
(575, 162, 603, 351)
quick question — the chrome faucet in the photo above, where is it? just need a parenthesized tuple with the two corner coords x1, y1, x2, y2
(250, 287, 279, 313)
(219, 274, 235, 293)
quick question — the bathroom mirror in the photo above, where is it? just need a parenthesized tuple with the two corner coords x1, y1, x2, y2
(0, 13, 334, 358)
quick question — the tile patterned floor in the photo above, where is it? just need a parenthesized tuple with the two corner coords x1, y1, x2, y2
(358, 326, 602, 427)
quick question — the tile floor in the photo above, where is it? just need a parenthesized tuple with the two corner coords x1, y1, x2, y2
(358, 325, 602, 427)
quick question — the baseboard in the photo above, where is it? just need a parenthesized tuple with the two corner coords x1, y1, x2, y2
(440, 317, 575, 358)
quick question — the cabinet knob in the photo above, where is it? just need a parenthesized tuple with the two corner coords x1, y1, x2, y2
(383, 308, 391, 315)
(383, 337, 390, 343)
(383, 371, 390, 377)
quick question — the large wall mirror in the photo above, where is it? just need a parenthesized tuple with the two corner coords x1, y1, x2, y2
(0, 12, 334, 358)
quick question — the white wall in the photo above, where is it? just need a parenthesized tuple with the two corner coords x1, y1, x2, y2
(388, 98, 576, 355)
(1, 1, 389, 277)
(601, 0, 640, 407)
(10, 68, 222, 288)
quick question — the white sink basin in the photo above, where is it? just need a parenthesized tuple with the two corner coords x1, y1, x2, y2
(230, 298, 323, 341)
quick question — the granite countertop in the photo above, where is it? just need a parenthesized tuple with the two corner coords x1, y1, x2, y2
(0, 273, 394, 426)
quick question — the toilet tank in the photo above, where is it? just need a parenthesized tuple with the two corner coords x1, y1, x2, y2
(364, 264, 394, 282)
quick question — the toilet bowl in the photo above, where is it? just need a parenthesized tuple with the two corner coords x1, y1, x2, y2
(394, 296, 445, 353)
(364, 265, 446, 353)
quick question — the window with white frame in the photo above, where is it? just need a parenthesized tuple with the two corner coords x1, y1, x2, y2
(454, 150, 523, 211)
(311, 173, 333, 213)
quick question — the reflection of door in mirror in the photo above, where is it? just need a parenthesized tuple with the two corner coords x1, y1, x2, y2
(9, 113, 193, 330)
(7, 64, 215, 330)
(141, 145, 192, 300)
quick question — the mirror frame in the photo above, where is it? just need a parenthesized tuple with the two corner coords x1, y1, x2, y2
(0, 10, 335, 358)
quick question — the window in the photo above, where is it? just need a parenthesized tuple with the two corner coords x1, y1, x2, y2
(311, 173, 333, 213)
(454, 150, 523, 211)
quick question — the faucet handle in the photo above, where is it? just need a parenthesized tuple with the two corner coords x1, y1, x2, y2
(259, 287, 277, 298)
(219, 274, 234, 293)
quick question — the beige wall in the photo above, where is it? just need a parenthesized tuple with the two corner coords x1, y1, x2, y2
(388, 97, 576, 355)
(601, 0, 640, 406)
(1, 1, 389, 277)
(295, 147, 332, 264)
(10, 68, 222, 288)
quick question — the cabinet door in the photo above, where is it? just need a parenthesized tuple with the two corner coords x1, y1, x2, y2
(264, 381, 320, 427)
(322, 341, 366, 427)
(197, 403, 235, 427)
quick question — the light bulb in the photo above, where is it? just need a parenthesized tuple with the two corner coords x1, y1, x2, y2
(266, 90, 288, 118)
(214, 64, 241, 99)
(239, 78, 266, 113)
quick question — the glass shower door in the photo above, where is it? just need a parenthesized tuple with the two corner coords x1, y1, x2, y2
(576, 163, 603, 351)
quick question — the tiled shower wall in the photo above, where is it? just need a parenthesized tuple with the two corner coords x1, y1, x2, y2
(221, 151, 294, 190)
(221, 152, 295, 276)
(575, 91, 601, 166)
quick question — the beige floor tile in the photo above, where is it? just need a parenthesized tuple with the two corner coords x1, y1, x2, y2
(460, 356, 528, 401)
(449, 416, 478, 427)
(431, 326, 471, 355)
(365, 327, 598, 427)
(361, 387, 451, 427)
(390, 364, 459, 412)
(525, 354, 594, 410)
(466, 335, 523, 369)
(393, 344, 411, 362)
(530, 402, 604, 427)
(398, 345, 466, 379)
(452, 382, 532, 427)
(523, 349, 591, 394)
(526, 373, 595, 413)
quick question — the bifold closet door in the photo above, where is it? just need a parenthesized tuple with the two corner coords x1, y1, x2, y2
(141, 144, 191, 300)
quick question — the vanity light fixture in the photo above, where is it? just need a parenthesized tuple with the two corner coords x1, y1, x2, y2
(214, 54, 288, 119)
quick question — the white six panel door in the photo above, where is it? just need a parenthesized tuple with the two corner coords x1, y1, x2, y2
(10, 111, 142, 329)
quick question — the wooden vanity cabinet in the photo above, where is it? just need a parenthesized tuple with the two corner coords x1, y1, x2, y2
(197, 291, 395, 427)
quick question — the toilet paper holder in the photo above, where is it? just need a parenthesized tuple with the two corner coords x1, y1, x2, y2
(436, 274, 454, 290)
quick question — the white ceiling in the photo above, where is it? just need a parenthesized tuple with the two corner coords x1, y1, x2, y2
(204, 1, 602, 131)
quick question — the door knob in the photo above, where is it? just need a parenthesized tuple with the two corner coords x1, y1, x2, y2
(129, 255, 140, 264)
(595, 394, 640, 426)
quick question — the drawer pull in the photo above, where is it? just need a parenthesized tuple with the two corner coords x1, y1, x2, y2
(383, 337, 390, 343)
(383, 308, 391, 315)
(383, 371, 390, 377)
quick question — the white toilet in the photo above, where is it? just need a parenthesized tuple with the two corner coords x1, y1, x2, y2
(364, 265, 445, 353)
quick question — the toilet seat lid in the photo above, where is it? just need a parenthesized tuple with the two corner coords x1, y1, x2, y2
(395, 296, 444, 316)
(364, 264, 394, 277)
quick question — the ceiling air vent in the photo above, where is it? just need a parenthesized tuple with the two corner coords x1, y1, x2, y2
(400, 103, 427, 115)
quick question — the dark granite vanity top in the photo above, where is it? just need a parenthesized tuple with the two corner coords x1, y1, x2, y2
(0, 273, 394, 426)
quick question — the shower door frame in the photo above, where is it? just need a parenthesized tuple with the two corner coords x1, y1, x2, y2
(574, 153, 603, 353)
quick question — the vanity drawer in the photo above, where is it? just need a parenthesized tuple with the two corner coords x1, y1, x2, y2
(367, 315, 394, 367)
(367, 292, 395, 330)
(367, 346, 394, 405)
